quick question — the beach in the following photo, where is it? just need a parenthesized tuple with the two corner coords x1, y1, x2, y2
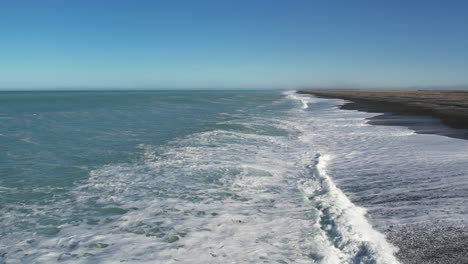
(298, 90, 468, 263)
(298, 89, 468, 140)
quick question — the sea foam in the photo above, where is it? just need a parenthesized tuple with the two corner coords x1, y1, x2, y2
(2, 91, 404, 263)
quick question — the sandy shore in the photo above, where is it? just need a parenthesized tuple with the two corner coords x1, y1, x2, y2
(298, 89, 468, 140)
(298, 89, 468, 263)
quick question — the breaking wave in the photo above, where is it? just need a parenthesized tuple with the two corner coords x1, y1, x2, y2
(0, 91, 400, 263)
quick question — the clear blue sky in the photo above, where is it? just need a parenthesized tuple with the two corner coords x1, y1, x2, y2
(1, 0, 467, 90)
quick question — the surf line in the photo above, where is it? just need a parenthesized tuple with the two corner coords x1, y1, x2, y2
(299, 153, 400, 263)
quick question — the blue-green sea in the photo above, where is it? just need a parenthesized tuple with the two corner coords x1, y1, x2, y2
(1, 91, 468, 263)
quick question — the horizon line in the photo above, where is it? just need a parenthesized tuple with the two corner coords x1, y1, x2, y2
(1, 84, 468, 92)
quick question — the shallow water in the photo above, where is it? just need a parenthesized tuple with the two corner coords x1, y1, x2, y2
(1, 91, 467, 263)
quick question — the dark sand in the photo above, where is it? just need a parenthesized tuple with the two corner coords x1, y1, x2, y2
(298, 89, 468, 140)
(385, 223, 468, 264)
(298, 89, 468, 263)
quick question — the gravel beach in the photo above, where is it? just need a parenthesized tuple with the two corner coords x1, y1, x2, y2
(298, 89, 468, 263)
(298, 89, 468, 140)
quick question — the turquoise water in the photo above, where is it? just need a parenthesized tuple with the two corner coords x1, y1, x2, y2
(1, 91, 467, 263)
(1, 91, 286, 210)
(0, 91, 282, 192)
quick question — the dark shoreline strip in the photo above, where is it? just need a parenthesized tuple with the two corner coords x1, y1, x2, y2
(298, 89, 468, 140)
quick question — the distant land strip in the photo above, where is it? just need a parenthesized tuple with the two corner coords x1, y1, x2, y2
(297, 89, 468, 131)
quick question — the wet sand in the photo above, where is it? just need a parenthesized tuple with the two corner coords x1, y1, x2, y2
(298, 89, 468, 263)
(385, 223, 468, 264)
(298, 89, 468, 140)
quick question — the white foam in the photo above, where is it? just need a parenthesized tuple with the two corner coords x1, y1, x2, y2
(298, 154, 399, 263)
(5, 91, 444, 263)
(283, 90, 312, 109)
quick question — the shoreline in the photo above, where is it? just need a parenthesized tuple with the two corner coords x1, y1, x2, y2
(298, 89, 468, 140)
(298, 89, 468, 263)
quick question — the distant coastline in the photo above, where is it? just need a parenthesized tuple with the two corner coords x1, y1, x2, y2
(298, 89, 468, 140)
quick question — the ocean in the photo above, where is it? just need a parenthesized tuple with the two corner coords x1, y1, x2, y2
(1, 91, 467, 263)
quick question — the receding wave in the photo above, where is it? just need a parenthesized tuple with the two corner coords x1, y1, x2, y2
(0, 91, 401, 263)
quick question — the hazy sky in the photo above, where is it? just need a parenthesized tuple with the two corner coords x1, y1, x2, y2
(1, 0, 467, 90)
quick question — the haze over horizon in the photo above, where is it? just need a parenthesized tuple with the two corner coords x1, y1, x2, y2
(1, 0, 468, 90)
